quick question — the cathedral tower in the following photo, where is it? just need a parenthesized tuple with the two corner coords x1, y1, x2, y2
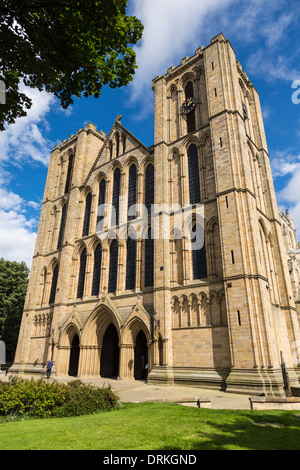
(11, 34, 300, 396)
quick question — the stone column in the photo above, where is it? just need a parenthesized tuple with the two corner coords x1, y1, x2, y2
(116, 241, 125, 294)
(119, 344, 135, 379)
(135, 238, 142, 291)
(99, 246, 108, 292)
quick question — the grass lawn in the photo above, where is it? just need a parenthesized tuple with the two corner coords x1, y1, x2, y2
(0, 402, 299, 450)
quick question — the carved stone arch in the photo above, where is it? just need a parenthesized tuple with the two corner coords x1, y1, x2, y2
(141, 156, 154, 175)
(209, 290, 219, 302)
(73, 240, 87, 259)
(106, 160, 122, 192)
(189, 293, 200, 326)
(167, 82, 178, 98)
(170, 226, 182, 240)
(122, 316, 150, 359)
(183, 211, 205, 234)
(218, 288, 225, 300)
(195, 66, 205, 79)
(106, 231, 119, 247)
(59, 322, 81, 347)
(198, 291, 208, 302)
(81, 297, 122, 348)
(199, 131, 211, 146)
(122, 306, 151, 345)
(81, 184, 93, 198)
(181, 71, 196, 91)
(207, 216, 219, 231)
(180, 134, 200, 153)
(189, 292, 198, 302)
(197, 291, 210, 325)
(108, 159, 122, 175)
(95, 170, 107, 183)
(66, 147, 75, 158)
(87, 235, 102, 252)
(180, 294, 189, 327)
(171, 295, 181, 328)
(169, 146, 180, 158)
(179, 293, 188, 303)
(58, 197, 67, 209)
(91, 170, 106, 193)
(48, 256, 59, 271)
(123, 155, 140, 171)
(56, 320, 82, 376)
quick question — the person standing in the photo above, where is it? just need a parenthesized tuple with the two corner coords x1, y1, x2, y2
(46, 360, 53, 379)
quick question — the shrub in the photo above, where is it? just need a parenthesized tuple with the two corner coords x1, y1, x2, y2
(0, 377, 119, 419)
(52, 379, 119, 417)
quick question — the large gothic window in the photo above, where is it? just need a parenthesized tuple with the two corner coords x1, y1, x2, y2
(97, 178, 106, 231)
(145, 228, 154, 287)
(108, 240, 118, 293)
(188, 144, 201, 204)
(77, 248, 87, 298)
(112, 168, 121, 226)
(57, 203, 67, 250)
(126, 237, 136, 290)
(185, 82, 196, 133)
(145, 164, 154, 215)
(191, 224, 207, 279)
(128, 164, 137, 221)
(49, 264, 59, 304)
(64, 153, 74, 194)
(92, 243, 102, 296)
(82, 192, 92, 237)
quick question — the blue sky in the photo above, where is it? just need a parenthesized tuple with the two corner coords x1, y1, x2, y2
(1, 0, 300, 267)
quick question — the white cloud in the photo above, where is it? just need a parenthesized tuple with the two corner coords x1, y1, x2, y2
(0, 187, 24, 212)
(129, 0, 234, 101)
(246, 50, 300, 83)
(0, 209, 37, 268)
(0, 83, 55, 166)
(272, 151, 300, 234)
(0, 185, 39, 267)
(127, 0, 298, 111)
(0, 84, 55, 267)
(271, 152, 300, 177)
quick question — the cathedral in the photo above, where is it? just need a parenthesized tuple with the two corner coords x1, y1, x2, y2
(11, 33, 300, 396)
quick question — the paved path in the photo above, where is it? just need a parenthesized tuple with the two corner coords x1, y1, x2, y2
(0, 372, 250, 409)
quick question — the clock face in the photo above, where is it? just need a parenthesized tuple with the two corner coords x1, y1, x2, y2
(180, 97, 196, 115)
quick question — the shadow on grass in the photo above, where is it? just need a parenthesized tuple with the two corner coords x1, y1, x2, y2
(158, 410, 300, 451)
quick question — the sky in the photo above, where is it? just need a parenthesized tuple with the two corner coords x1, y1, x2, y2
(1, 0, 300, 268)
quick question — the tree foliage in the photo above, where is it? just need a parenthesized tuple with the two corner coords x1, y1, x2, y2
(0, 0, 143, 130)
(0, 258, 29, 362)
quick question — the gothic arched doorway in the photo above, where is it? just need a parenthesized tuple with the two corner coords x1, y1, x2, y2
(100, 323, 119, 378)
(134, 330, 148, 380)
(68, 334, 80, 376)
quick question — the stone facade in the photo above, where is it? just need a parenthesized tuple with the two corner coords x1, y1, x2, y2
(11, 33, 300, 395)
